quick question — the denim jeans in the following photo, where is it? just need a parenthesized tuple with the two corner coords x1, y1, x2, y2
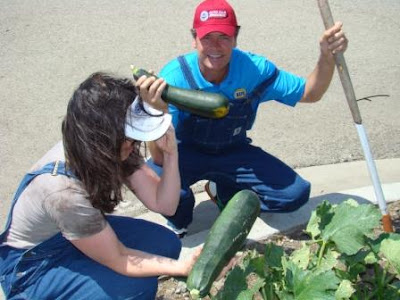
(1, 216, 181, 299)
(148, 142, 311, 230)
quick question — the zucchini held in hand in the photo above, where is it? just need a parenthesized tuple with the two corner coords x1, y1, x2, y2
(186, 189, 260, 299)
(131, 66, 229, 119)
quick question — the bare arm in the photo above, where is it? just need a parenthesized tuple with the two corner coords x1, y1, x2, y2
(300, 21, 348, 103)
(148, 140, 164, 166)
(71, 223, 200, 277)
(126, 126, 180, 216)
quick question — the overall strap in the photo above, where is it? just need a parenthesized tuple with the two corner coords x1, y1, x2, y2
(177, 55, 199, 90)
(250, 68, 280, 100)
(14, 161, 73, 202)
(1, 161, 74, 238)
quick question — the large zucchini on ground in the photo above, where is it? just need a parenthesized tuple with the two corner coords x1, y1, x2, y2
(131, 66, 229, 119)
(186, 189, 260, 299)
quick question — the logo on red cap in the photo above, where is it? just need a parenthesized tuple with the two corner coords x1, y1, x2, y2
(193, 0, 238, 39)
(199, 10, 228, 22)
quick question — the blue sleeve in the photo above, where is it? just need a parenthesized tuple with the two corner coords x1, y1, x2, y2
(236, 50, 305, 107)
(158, 59, 190, 128)
(264, 69, 306, 106)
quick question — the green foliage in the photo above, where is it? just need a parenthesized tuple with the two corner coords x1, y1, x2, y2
(279, 259, 340, 299)
(211, 199, 400, 300)
(321, 200, 381, 255)
(380, 238, 400, 274)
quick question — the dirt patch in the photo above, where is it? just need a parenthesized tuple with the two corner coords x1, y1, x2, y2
(156, 200, 400, 300)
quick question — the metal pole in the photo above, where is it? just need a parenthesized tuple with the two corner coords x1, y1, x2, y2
(317, 0, 393, 232)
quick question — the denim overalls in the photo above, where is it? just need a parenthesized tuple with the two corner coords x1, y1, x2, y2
(146, 56, 312, 231)
(176, 55, 281, 154)
(0, 161, 181, 299)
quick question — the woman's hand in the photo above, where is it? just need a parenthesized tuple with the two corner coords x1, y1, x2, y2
(154, 125, 177, 156)
(181, 246, 239, 279)
(181, 246, 203, 276)
(135, 73, 168, 112)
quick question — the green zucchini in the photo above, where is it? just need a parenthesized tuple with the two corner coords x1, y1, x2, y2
(131, 66, 229, 119)
(186, 189, 260, 299)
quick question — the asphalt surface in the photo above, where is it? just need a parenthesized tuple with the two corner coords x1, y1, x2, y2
(1, 1, 399, 298)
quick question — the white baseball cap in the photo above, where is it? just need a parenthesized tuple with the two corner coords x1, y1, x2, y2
(125, 96, 172, 141)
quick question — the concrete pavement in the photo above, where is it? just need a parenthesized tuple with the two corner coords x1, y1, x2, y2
(126, 158, 400, 260)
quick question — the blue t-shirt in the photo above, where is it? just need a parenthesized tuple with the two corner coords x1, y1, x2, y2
(159, 48, 305, 128)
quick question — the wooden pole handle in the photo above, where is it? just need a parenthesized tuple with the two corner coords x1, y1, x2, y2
(317, 0, 362, 124)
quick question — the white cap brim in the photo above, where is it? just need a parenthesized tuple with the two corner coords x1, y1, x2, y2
(125, 96, 172, 142)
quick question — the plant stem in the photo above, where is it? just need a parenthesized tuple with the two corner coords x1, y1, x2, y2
(369, 263, 387, 300)
(260, 286, 267, 300)
(366, 289, 378, 300)
(378, 264, 389, 299)
(317, 240, 327, 267)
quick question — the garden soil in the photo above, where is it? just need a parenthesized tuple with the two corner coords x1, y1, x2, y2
(156, 200, 400, 300)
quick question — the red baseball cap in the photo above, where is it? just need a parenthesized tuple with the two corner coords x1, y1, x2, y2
(193, 0, 238, 39)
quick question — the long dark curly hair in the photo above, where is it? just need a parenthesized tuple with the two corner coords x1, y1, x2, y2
(62, 72, 143, 213)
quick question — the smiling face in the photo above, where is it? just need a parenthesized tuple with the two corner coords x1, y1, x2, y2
(193, 31, 236, 84)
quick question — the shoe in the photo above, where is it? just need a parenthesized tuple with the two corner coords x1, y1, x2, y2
(205, 181, 217, 204)
(205, 181, 225, 210)
(166, 221, 188, 239)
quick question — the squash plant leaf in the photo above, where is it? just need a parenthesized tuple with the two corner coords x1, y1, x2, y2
(340, 249, 373, 276)
(235, 278, 265, 300)
(306, 200, 334, 239)
(380, 237, 400, 274)
(264, 242, 284, 269)
(247, 254, 265, 277)
(214, 264, 258, 300)
(306, 210, 320, 239)
(281, 260, 339, 300)
(369, 232, 400, 254)
(339, 249, 370, 281)
(290, 242, 310, 270)
(317, 248, 340, 274)
(335, 279, 355, 300)
(321, 201, 381, 255)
